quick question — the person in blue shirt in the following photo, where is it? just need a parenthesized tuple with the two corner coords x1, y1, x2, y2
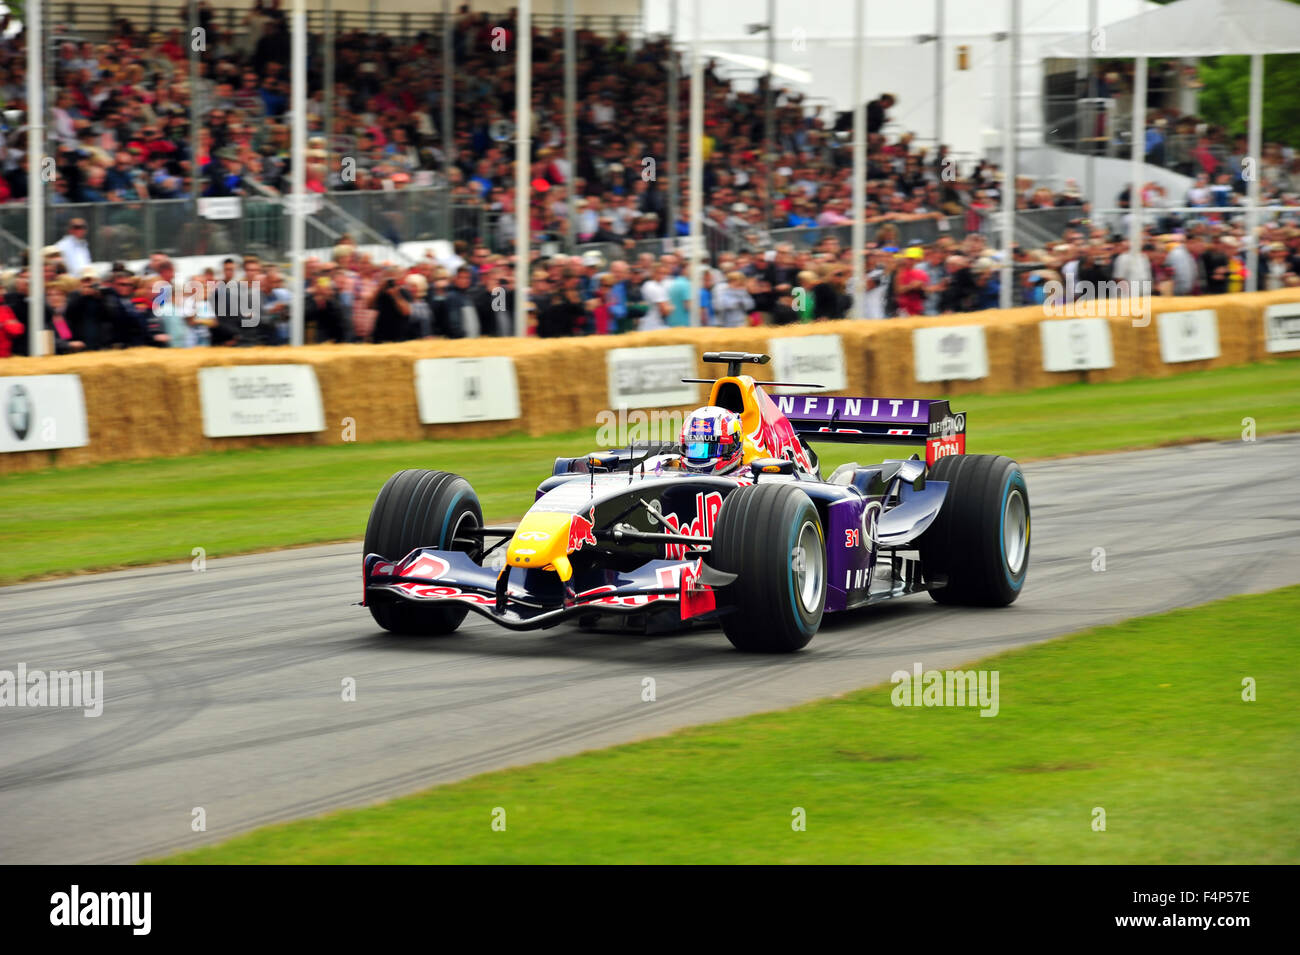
(667, 272, 692, 326)
(259, 76, 288, 116)
(786, 203, 817, 228)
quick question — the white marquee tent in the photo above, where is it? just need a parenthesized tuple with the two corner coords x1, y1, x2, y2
(1045, 0, 1300, 291)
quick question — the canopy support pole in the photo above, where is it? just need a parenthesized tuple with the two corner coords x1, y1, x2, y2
(1246, 52, 1263, 292)
(1127, 54, 1147, 299)
(850, 0, 866, 317)
(687, 0, 703, 327)
(998, 0, 1019, 310)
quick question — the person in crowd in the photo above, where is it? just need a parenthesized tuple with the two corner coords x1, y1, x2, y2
(367, 270, 411, 342)
(713, 271, 755, 329)
(54, 219, 93, 278)
(306, 277, 349, 343)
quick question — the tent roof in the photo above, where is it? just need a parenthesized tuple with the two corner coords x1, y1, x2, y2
(1044, 0, 1300, 58)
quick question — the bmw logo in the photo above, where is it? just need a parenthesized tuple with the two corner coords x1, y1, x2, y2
(6, 384, 30, 441)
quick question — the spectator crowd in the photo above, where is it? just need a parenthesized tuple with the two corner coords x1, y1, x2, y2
(0, 4, 1298, 358)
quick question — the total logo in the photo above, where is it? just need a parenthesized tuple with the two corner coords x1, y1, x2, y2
(927, 434, 965, 463)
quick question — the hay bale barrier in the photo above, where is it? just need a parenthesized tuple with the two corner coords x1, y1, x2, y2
(2, 288, 1297, 474)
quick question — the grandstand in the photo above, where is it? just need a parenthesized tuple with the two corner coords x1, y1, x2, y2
(0, 0, 1296, 357)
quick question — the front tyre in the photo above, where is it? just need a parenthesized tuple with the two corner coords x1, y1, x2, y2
(918, 454, 1029, 606)
(364, 469, 483, 635)
(708, 482, 826, 652)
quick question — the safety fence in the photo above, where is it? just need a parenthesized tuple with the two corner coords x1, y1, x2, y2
(0, 189, 490, 267)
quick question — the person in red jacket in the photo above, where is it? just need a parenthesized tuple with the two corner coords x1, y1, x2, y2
(0, 303, 25, 357)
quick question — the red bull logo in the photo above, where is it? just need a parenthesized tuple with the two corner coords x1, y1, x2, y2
(567, 507, 598, 554)
(663, 491, 724, 560)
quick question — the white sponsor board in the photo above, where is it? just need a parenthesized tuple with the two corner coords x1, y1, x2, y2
(0, 375, 89, 453)
(606, 345, 699, 409)
(197, 197, 242, 220)
(912, 325, 990, 382)
(415, 357, 520, 424)
(1264, 303, 1300, 354)
(767, 335, 847, 394)
(197, 365, 325, 437)
(1039, 317, 1115, 371)
(1157, 309, 1220, 364)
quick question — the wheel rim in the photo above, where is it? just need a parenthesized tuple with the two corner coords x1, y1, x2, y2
(1003, 489, 1028, 575)
(451, 510, 481, 562)
(794, 520, 824, 613)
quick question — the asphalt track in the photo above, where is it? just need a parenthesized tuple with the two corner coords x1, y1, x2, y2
(2, 435, 1298, 864)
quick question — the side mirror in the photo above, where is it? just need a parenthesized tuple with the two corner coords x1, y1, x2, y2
(750, 457, 795, 480)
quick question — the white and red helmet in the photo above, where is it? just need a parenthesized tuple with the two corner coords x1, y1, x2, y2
(679, 406, 744, 474)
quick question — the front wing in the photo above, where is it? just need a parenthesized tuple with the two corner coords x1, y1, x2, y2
(364, 549, 723, 631)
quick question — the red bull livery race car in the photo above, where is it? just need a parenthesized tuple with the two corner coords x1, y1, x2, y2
(361, 352, 1030, 652)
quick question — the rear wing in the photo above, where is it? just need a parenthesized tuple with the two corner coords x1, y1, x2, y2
(773, 394, 966, 466)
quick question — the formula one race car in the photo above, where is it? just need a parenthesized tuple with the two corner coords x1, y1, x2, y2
(362, 352, 1030, 652)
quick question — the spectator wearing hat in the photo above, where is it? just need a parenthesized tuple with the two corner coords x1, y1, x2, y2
(1263, 243, 1298, 290)
(205, 146, 247, 197)
(66, 269, 112, 350)
(894, 252, 929, 317)
(56, 220, 93, 277)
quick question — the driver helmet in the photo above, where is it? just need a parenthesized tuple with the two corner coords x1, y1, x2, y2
(679, 406, 744, 474)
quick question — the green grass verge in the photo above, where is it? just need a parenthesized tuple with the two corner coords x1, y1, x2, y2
(153, 585, 1300, 864)
(3, 358, 1299, 585)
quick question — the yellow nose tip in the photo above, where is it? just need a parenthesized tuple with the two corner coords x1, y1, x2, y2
(506, 512, 578, 581)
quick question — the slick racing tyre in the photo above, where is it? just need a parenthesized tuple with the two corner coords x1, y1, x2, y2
(918, 454, 1029, 606)
(708, 482, 826, 652)
(364, 469, 483, 635)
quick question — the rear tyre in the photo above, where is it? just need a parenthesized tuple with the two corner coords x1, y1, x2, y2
(918, 454, 1029, 606)
(707, 482, 826, 652)
(364, 469, 483, 635)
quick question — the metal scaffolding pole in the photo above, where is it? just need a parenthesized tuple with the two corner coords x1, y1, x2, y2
(667, 0, 679, 238)
(325, 0, 334, 182)
(190, 0, 201, 200)
(1245, 53, 1263, 292)
(1085, 0, 1097, 210)
(27, 0, 45, 356)
(999, 0, 1019, 310)
(687, 0, 703, 327)
(764, 0, 775, 232)
(564, 0, 576, 251)
(851, 0, 866, 318)
(934, 0, 944, 156)
(289, 0, 307, 346)
(442, 0, 455, 238)
(514, 0, 533, 336)
(1127, 54, 1147, 291)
